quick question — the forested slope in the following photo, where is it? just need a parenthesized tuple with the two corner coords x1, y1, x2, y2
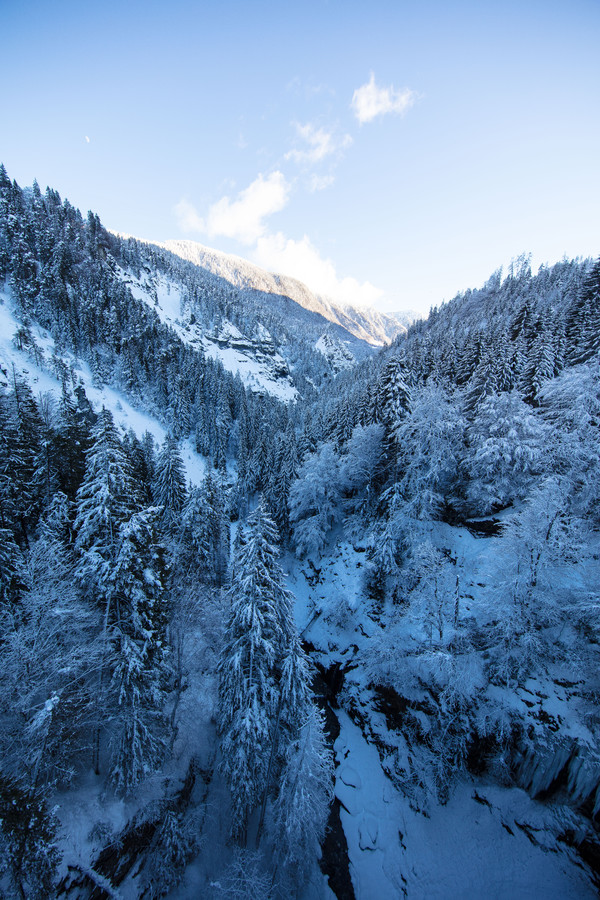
(0, 166, 599, 897)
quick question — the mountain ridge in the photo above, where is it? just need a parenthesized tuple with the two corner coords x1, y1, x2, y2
(154, 238, 412, 347)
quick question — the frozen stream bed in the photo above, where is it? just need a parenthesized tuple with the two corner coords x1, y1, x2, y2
(333, 709, 596, 899)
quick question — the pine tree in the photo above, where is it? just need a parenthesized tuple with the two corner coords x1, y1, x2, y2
(289, 442, 342, 557)
(0, 389, 22, 536)
(340, 423, 385, 496)
(217, 500, 308, 841)
(270, 705, 333, 886)
(0, 526, 25, 606)
(0, 521, 97, 789)
(153, 434, 187, 530)
(54, 387, 92, 501)
(217, 504, 281, 838)
(202, 470, 230, 585)
(520, 330, 556, 406)
(377, 355, 411, 431)
(211, 382, 234, 472)
(394, 382, 465, 521)
(462, 391, 547, 516)
(109, 507, 171, 791)
(564, 258, 600, 365)
(74, 408, 139, 773)
(74, 407, 137, 575)
(264, 426, 298, 538)
(172, 483, 213, 582)
(3, 371, 45, 543)
(462, 345, 497, 417)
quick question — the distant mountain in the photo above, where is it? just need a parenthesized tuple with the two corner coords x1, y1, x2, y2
(387, 308, 422, 328)
(114, 237, 380, 402)
(156, 239, 408, 347)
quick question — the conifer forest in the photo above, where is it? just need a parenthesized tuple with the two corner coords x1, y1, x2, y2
(0, 166, 599, 897)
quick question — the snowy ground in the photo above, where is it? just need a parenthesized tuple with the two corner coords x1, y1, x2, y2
(286, 528, 599, 899)
(335, 710, 594, 899)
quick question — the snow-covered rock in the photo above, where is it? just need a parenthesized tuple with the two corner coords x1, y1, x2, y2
(202, 319, 298, 403)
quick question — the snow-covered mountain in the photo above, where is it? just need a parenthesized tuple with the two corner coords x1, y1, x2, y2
(156, 238, 408, 347)
(112, 236, 385, 403)
(2, 168, 599, 899)
(116, 266, 300, 402)
(0, 291, 207, 485)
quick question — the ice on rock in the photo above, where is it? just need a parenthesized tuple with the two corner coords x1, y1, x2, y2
(517, 738, 600, 814)
(567, 747, 600, 815)
(517, 741, 573, 797)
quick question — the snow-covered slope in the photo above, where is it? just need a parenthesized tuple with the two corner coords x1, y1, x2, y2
(315, 333, 356, 372)
(115, 267, 299, 402)
(156, 239, 407, 347)
(202, 319, 299, 403)
(285, 525, 600, 899)
(0, 292, 207, 484)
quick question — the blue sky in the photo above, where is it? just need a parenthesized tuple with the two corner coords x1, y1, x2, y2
(2, 0, 599, 315)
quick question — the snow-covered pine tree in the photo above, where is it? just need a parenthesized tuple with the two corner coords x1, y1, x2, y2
(462, 391, 547, 516)
(153, 433, 187, 531)
(520, 329, 556, 406)
(377, 355, 411, 433)
(0, 526, 25, 606)
(269, 704, 333, 887)
(393, 382, 464, 521)
(217, 500, 309, 842)
(339, 422, 385, 496)
(74, 407, 138, 574)
(109, 506, 171, 791)
(0, 514, 98, 790)
(462, 345, 498, 418)
(217, 504, 281, 840)
(289, 442, 342, 557)
(564, 258, 600, 365)
(202, 469, 230, 586)
(54, 387, 92, 501)
(74, 407, 140, 773)
(172, 484, 213, 582)
(264, 426, 298, 538)
(2, 372, 44, 544)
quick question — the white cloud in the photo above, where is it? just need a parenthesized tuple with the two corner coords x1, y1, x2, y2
(285, 122, 352, 165)
(352, 72, 417, 124)
(175, 171, 290, 245)
(174, 198, 205, 233)
(174, 165, 382, 309)
(85, 135, 90, 143)
(253, 232, 384, 308)
(308, 173, 335, 193)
